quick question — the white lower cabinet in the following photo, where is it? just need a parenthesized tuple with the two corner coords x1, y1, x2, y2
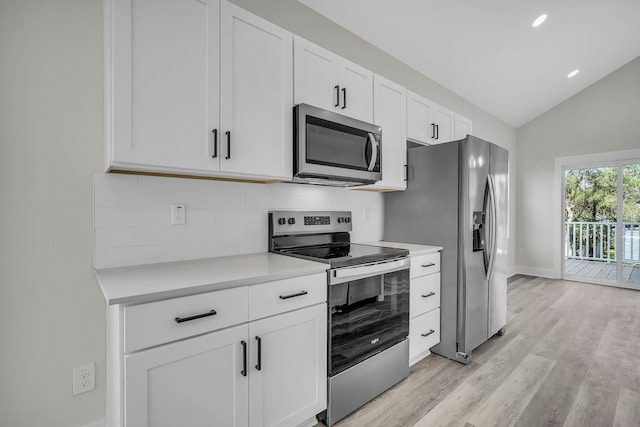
(249, 304, 327, 427)
(110, 273, 327, 427)
(125, 323, 249, 427)
(409, 251, 442, 365)
(409, 308, 441, 361)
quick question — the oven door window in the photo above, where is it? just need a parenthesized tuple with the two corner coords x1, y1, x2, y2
(328, 268, 409, 376)
(306, 116, 378, 172)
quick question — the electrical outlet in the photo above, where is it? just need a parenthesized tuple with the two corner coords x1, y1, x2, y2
(172, 203, 186, 225)
(73, 363, 95, 395)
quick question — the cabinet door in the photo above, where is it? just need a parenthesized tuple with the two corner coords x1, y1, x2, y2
(248, 304, 327, 427)
(109, 0, 219, 171)
(359, 74, 406, 190)
(293, 36, 340, 111)
(124, 324, 249, 427)
(454, 113, 473, 140)
(338, 58, 373, 122)
(407, 90, 433, 144)
(219, 1, 293, 180)
(432, 103, 454, 144)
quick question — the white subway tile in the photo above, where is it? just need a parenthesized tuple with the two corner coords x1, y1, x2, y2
(96, 226, 182, 248)
(94, 173, 138, 189)
(94, 247, 140, 269)
(138, 175, 220, 193)
(95, 208, 138, 228)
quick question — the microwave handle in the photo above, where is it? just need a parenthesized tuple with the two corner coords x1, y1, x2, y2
(366, 133, 378, 172)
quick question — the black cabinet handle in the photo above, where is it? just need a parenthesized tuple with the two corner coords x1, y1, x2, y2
(241, 340, 247, 377)
(334, 85, 340, 107)
(225, 131, 231, 159)
(436, 124, 439, 140)
(421, 292, 436, 298)
(255, 336, 262, 371)
(342, 87, 347, 109)
(174, 309, 217, 324)
(431, 123, 436, 139)
(421, 263, 436, 268)
(279, 290, 308, 300)
(421, 329, 435, 337)
(212, 129, 218, 158)
(404, 164, 408, 182)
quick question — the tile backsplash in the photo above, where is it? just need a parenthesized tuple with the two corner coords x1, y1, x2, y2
(94, 173, 384, 268)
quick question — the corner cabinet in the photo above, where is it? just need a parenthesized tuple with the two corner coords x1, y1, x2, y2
(105, 0, 293, 181)
(108, 274, 327, 427)
(293, 36, 373, 123)
(357, 74, 407, 191)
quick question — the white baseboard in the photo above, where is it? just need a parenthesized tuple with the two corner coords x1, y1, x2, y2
(83, 419, 105, 427)
(510, 265, 559, 279)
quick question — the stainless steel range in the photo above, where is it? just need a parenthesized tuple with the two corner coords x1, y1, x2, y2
(268, 210, 410, 426)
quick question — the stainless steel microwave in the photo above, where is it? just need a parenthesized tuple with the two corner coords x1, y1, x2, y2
(293, 104, 382, 186)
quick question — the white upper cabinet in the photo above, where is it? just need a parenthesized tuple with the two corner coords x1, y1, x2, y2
(407, 90, 434, 144)
(106, 0, 292, 181)
(431, 103, 454, 143)
(294, 36, 373, 122)
(107, 0, 218, 172)
(407, 90, 464, 146)
(219, 1, 293, 180)
(359, 74, 407, 191)
(454, 113, 473, 140)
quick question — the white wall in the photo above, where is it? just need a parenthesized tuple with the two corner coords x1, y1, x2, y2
(0, 1, 106, 426)
(0, 1, 517, 426)
(516, 56, 640, 277)
(94, 174, 384, 268)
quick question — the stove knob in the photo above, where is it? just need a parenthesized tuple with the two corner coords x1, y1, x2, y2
(278, 217, 286, 225)
(337, 217, 344, 223)
(345, 217, 351, 223)
(287, 217, 296, 225)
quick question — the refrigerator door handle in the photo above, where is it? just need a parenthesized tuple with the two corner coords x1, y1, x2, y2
(487, 174, 498, 279)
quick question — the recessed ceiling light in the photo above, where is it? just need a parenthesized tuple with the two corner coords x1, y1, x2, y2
(532, 14, 547, 28)
(567, 69, 580, 78)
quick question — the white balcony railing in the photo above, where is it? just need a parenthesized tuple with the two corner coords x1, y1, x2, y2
(565, 221, 640, 263)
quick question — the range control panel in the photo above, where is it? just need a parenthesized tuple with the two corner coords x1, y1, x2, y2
(269, 210, 352, 236)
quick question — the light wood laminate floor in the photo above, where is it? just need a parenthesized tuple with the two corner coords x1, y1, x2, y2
(319, 276, 640, 427)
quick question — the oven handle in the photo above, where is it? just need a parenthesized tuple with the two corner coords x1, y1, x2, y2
(331, 257, 410, 283)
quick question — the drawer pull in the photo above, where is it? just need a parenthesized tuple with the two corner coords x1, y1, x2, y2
(421, 329, 435, 338)
(421, 292, 436, 298)
(421, 263, 436, 268)
(279, 290, 308, 300)
(241, 340, 247, 377)
(255, 336, 262, 371)
(174, 309, 217, 324)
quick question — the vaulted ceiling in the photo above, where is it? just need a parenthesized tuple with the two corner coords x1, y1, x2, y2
(298, 0, 640, 128)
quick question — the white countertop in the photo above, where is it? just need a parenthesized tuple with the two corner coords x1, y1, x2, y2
(95, 253, 328, 305)
(359, 241, 443, 256)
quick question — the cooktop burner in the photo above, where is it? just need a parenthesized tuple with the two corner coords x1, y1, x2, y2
(268, 211, 408, 269)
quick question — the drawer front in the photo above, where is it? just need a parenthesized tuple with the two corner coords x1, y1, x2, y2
(410, 273, 440, 317)
(410, 252, 440, 278)
(124, 286, 248, 353)
(409, 308, 440, 360)
(249, 273, 326, 321)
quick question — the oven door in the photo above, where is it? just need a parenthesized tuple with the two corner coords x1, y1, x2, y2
(328, 258, 410, 376)
(294, 103, 382, 185)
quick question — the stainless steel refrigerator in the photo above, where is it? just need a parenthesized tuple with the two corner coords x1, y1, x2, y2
(384, 135, 508, 364)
